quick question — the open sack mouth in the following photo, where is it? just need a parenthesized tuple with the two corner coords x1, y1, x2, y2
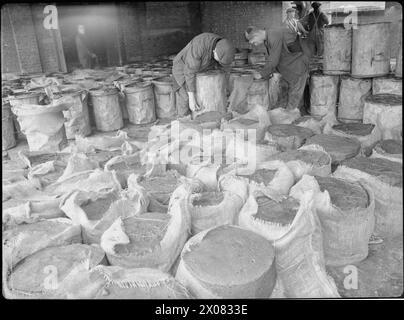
(254, 196, 299, 227)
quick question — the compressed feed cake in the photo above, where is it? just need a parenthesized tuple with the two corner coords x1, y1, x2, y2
(313, 176, 375, 265)
(266, 124, 314, 151)
(3, 218, 82, 269)
(334, 157, 402, 236)
(304, 134, 361, 165)
(5, 244, 105, 299)
(371, 139, 402, 163)
(255, 196, 299, 227)
(176, 225, 276, 298)
(188, 175, 248, 235)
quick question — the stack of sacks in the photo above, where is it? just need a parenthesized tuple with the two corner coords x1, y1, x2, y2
(304, 134, 361, 166)
(334, 157, 403, 236)
(188, 174, 248, 235)
(4, 244, 106, 299)
(266, 144, 332, 180)
(303, 175, 375, 266)
(370, 139, 402, 163)
(99, 181, 195, 272)
(175, 225, 277, 298)
(238, 181, 340, 298)
(265, 124, 314, 151)
(57, 266, 192, 299)
(323, 122, 382, 156)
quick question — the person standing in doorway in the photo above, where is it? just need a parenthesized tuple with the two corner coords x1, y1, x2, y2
(75, 24, 97, 69)
(301, 2, 329, 57)
(172, 33, 235, 114)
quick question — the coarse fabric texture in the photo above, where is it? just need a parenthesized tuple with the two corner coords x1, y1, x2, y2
(5, 244, 105, 299)
(188, 174, 248, 235)
(57, 153, 99, 183)
(60, 173, 150, 244)
(175, 225, 276, 298)
(337, 76, 372, 122)
(61, 89, 92, 139)
(238, 184, 340, 298)
(334, 157, 402, 236)
(371, 139, 402, 163)
(304, 134, 361, 165)
(293, 115, 324, 134)
(104, 152, 151, 188)
(268, 107, 301, 125)
(89, 87, 123, 132)
(309, 73, 339, 117)
(323, 122, 382, 156)
(265, 124, 314, 151)
(186, 156, 222, 191)
(11, 97, 72, 152)
(45, 169, 122, 198)
(2, 103, 16, 150)
(266, 144, 332, 180)
(100, 182, 194, 272)
(312, 176, 376, 266)
(363, 94, 402, 140)
(130, 170, 182, 213)
(74, 130, 129, 153)
(57, 266, 192, 299)
(372, 76, 402, 96)
(3, 218, 82, 269)
(230, 160, 295, 197)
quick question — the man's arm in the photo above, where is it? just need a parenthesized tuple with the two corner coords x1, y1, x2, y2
(320, 12, 329, 27)
(183, 41, 204, 93)
(260, 36, 282, 79)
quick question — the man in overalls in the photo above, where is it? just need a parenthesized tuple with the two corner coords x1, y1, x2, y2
(244, 26, 312, 112)
(172, 33, 235, 115)
(284, 7, 309, 38)
(301, 2, 329, 57)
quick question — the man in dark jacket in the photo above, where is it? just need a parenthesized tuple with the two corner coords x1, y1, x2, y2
(301, 1, 329, 57)
(75, 24, 97, 69)
(244, 26, 311, 111)
(172, 33, 235, 114)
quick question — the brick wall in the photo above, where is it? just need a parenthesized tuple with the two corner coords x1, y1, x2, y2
(2, 4, 43, 74)
(1, 6, 20, 73)
(119, 2, 201, 62)
(200, 1, 283, 52)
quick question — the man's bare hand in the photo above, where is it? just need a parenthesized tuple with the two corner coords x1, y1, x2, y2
(188, 92, 201, 112)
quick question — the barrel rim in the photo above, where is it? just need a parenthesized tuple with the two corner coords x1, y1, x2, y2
(89, 87, 118, 96)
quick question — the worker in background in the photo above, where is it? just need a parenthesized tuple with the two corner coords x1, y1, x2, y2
(284, 7, 309, 38)
(292, 1, 310, 20)
(75, 24, 97, 69)
(172, 33, 235, 113)
(301, 1, 329, 57)
(244, 26, 311, 112)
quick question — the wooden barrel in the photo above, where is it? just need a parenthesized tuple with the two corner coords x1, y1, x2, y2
(309, 73, 340, 117)
(363, 94, 402, 140)
(8, 91, 42, 140)
(61, 89, 92, 139)
(2, 99, 16, 150)
(248, 78, 269, 110)
(195, 70, 227, 118)
(323, 24, 352, 75)
(338, 76, 372, 123)
(89, 87, 123, 132)
(396, 42, 402, 78)
(152, 76, 177, 119)
(124, 82, 156, 124)
(372, 76, 402, 96)
(351, 22, 391, 78)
